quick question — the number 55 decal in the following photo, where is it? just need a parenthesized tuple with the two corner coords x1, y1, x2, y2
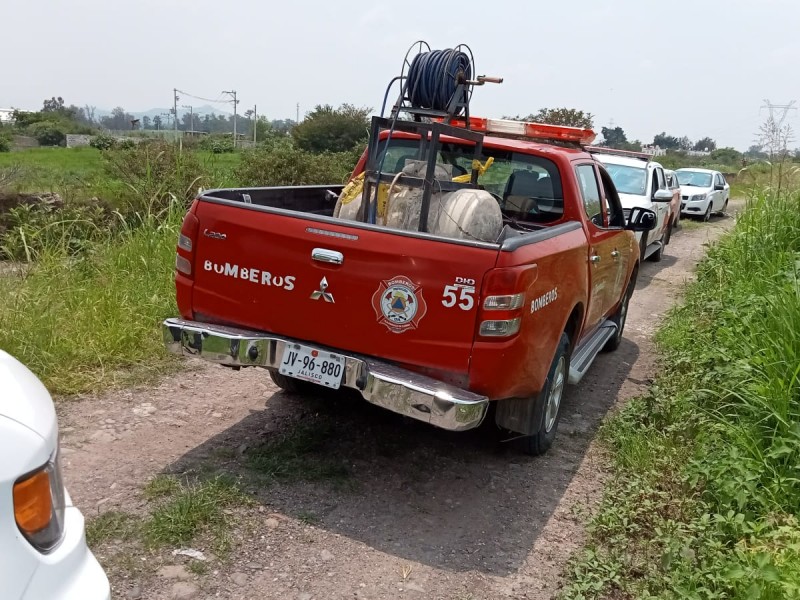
(442, 284, 475, 310)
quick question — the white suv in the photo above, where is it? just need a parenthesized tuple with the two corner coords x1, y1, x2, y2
(591, 150, 674, 262)
(0, 350, 110, 600)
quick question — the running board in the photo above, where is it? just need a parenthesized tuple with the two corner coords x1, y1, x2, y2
(642, 240, 663, 260)
(568, 320, 618, 384)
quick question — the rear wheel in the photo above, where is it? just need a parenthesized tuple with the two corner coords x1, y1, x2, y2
(663, 217, 673, 245)
(719, 199, 729, 215)
(269, 370, 315, 394)
(511, 333, 570, 456)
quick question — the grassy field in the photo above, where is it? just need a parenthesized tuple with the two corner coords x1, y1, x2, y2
(0, 146, 242, 200)
(0, 206, 183, 394)
(561, 189, 800, 599)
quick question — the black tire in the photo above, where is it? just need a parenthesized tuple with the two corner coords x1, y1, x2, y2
(268, 370, 314, 394)
(720, 199, 729, 215)
(511, 333, 570, 456)
(603, 274, 635, 352)
(702, 201, 712, 222)
(649, 238, 663, 262)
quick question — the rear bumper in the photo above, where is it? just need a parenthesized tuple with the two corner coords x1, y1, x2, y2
(162, 318, 489, 432)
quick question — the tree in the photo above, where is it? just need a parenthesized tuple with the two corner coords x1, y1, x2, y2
(100, 107, 136, 131)
(678, 136, 693, 151)
(601, 126, 630, 149)
(508, 107, 594, 129)
(141, 115, 152, 130)
(692, 137, 717, 152)
(652, 132, 681, 150)
(291, 104, 371, 153)
(153, 115, 163, 130)
(42, 96, 66, 113)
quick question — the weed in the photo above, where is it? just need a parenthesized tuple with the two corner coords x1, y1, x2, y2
(144, 476, 248, 553)
(187, 560, 209, 575)
(296, 510, 320, 525)
(143, 474, 182, 500)
(86, 511, 140, 545)
(246, 422, 351, 485)
(0, 204, 183, 395)
(561, 189, 800, 599)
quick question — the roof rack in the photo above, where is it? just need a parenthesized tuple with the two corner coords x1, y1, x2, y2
(585, 146, 652, 161)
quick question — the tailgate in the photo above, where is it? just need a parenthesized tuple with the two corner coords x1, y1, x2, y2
(190, 201, 499, 373)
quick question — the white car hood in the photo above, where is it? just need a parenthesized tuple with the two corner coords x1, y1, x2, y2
(618, 192, 651, 210)
(0, 350, 57, 441)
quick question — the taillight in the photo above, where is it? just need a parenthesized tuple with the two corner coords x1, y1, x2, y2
(14, 449, 66, 553)
(176, 206, 200, 277)
(478, 266, 538, 339)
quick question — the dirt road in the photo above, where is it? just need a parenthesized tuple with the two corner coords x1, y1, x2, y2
(58, 206, 739, 600)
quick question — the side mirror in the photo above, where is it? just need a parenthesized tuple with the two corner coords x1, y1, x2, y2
(714, 183, 725, 191)
(652, 189, 673, 202)
(625, 207, 657, 232)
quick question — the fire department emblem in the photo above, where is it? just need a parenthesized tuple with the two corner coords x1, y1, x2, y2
(371, 275, 427, 334)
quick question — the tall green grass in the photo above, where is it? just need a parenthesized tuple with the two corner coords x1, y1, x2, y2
(0, 205, 182, 395)
(562, 190, 800, 599)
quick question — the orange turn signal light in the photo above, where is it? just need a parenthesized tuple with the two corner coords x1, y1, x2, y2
(13, 469, 53, 534)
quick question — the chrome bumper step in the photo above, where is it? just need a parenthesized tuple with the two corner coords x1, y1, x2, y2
(162, 318, 488, 432)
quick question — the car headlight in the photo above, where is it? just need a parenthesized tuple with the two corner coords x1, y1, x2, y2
(13, 447, 66, 553)
(691, 194, 707, 201)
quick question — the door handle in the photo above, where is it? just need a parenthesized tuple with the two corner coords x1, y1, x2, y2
(590, 255, 601, 264)
(311, 248, 344, 265)
(611, 250, 620, 259)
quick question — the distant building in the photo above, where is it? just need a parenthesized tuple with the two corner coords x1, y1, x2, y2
(0, 108, 14, 123)
(640, 144, 666, 157)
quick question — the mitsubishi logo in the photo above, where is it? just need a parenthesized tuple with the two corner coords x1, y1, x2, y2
(310, 277, 335, 303)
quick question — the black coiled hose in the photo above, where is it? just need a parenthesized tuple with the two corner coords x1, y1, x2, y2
(407, 49, 472, 113)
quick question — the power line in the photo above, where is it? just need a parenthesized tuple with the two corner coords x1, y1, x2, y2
(175, 89, 229, 105)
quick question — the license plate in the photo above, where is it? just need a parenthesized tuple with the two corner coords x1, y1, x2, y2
(278, 343, 345, 389)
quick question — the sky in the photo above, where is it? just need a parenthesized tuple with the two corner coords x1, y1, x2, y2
(3, 0, 799, 150)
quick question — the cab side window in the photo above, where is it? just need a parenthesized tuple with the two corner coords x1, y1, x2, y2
(576, 164, 604, 227)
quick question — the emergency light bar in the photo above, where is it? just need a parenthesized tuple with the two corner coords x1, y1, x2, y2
(442, 116, 597, 146)
(585, 146, 652, 161)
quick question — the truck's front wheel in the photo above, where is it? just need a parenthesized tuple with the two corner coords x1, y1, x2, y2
(512, 333, 570, 456)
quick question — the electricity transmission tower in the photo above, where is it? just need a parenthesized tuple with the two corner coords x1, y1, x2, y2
(760, 99, 797, 129)
(758, 99, 797, 159)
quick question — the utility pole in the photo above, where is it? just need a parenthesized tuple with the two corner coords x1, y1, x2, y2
(223, 90, 238, 148)
(296, 102, 300, 124)
(173, 89, 180, 138)
(253, 104, 257, 143)
(182, 104, 193, 133)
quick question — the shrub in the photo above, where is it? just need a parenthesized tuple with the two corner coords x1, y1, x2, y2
(234, 145, 358, 187)
(90, 134, 117, 150)
(102, 141, 206, 213)
(28, 121, 67, 146)
(0, 130, 10, 153)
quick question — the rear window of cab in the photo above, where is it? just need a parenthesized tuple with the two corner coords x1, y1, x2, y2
(375, 137, 565, 224)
